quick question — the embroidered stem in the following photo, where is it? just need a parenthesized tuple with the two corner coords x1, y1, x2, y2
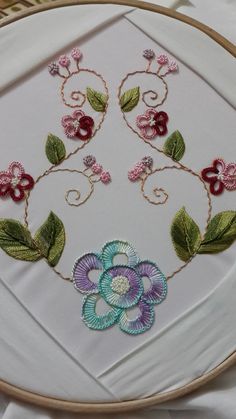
(140, 164, 212, 280)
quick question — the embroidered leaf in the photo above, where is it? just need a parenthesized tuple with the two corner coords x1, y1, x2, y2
(45, 134, 66, 165)
(163, 131, 185, 161)
(198, 211, 236, 254)
(34, 211, 65, 267)
(86, 87, 107, 112)
(120, 87, 140, 112)
(0, 219, 41, 261)
(171, 207, 201, 262)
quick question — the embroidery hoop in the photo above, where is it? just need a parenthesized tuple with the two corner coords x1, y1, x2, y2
(0, 0, 235, 413)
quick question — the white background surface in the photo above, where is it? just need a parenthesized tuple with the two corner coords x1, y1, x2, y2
(0, 0, 234, 419)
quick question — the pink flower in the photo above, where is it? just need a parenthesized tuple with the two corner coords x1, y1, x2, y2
(61, 110, 94, 141)
(157, 54, 168, 65)
(0, 162, 34, 202)
(167, 61, 178, 73)
(71, 47, 82, 61)
(202, 159, 236, 195)
(92, 163, 103, 174)
(100, 171, 111, 184)
(58, 55, 70, 67)
(128, 161, 146, 182)
(136, 109, 169, 140)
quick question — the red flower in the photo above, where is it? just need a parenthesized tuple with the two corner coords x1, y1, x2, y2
(136, 109, 169, 140)
(61, 110, 94, 141)
(0, 162, 34, 202)
(201, 158, 236, 196)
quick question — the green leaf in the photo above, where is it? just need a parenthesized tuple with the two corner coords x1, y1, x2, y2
(198, 211, 236, 254)
(171, 207, 201, 262)
(45, 134, 66, 165)
(34, 211, 65, 267)
(120, 87, 140, 112)
(0, 219, 41, 261)
(86, 87, 107, 112)
(163, 131, 185, 161)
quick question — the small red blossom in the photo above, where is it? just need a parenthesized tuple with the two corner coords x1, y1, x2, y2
(61, 110, 94, 141)
(201, 158, 236, 196)
(0, 162, 34, 202)
(136, 109, 169, 140)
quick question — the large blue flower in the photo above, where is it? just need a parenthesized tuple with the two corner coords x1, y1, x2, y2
(72, 240, 167, 335)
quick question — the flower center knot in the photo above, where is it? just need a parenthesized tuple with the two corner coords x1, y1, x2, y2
(11, 177, 19, 188)
(111, 275, 130, 295)
(149, 117, 156, 127)
(217, 172, 224, 181)
(73, 120, 80, 129)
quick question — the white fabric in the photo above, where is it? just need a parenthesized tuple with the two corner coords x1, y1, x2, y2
(0, 1, 235, 418)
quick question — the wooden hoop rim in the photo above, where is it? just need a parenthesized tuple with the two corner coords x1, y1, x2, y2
(0, 0, 235, 412)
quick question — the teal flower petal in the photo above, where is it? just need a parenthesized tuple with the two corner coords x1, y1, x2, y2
(82, 294, 121, 330)
(119, 299, 154, 335)
(99, 265, 143, 309)
(101, 240, 139, 269)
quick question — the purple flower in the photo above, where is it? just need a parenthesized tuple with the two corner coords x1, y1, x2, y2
(142, 156, 153, 168)
(72, 240, 167, 335)
(143, 49, 155, 60)
(48, 62, 59, 76)
(83, 155, 96, 168)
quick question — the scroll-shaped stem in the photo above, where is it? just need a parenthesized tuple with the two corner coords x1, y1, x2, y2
(61, 68, 108, 109)
(24, 168, 98, 226)
(139, 164, 212, 280)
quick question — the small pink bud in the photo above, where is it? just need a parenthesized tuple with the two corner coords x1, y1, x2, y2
(92, 163, 103, 174)
(100, 171, 111, 184)
(58, 55, 70, 67)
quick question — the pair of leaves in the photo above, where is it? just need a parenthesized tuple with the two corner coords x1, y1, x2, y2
(120, 87, 140, 112)
(46, 134, 66, 165)
(171, 208, 236, 262)
(163, 131, 185, 162)
(0, 212, 65, 267)
(86, 87, 108, 112)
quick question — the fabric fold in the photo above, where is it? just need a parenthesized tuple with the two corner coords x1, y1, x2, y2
(0, 4, 133, 93)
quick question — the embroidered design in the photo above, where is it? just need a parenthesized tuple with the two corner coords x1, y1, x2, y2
(171, 208, 236, 260)
(118, 49, 178, 152)
(72, 240, 167, 335)
(120, 87, 140, 112)
(45, 134, 66, 165)
(0, 212, 64, 264)
(136, 109, 169, 139)
(127, 128, 236, 279)
(0, 162, 34, 202)
(201, 159, 236, 195)
(61, 110, 94, 141)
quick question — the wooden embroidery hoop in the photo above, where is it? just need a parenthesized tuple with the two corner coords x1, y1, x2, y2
(0, 0, 235, 413)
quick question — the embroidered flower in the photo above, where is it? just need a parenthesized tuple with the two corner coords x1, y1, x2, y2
(136, 108, 169, 139)
(71, 47, 82, 61)
(143, 49, 155, 60)
(92, 163, 103, 174)
(83, 155, 96, 168)
(167, 60, 178, 73)
(61, 110, 94, 141)
(201, 159, 236, 196)
(100, 171, 111, 184)
(0, 162, 34, 202)
(128, 162, 146, 182)
(58, 55, 70, 67)
(157, 54, 168, 65)
(142, 156, 153, 168)
(73, 240, 167, 335)
(48, 62, 59, 76)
